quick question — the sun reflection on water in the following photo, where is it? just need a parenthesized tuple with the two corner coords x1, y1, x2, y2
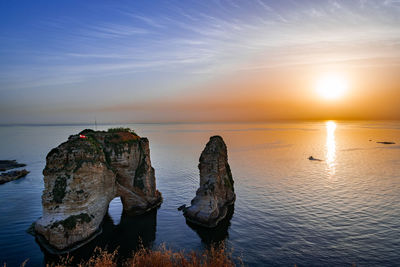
(326, 121, 336, 175)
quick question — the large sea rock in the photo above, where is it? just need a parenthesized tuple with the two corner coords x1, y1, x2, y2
(184, 136, 235, 227)
(35, 128, 162, 252)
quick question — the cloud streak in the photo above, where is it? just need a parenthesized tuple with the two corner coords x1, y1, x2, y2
(1, 0, 400, 123)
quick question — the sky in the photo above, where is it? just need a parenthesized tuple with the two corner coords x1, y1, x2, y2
(1, 0, 400, 124)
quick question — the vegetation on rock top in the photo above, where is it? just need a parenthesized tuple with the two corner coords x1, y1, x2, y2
(107, 127, 137, 135)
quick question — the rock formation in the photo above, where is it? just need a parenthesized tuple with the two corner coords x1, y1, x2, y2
(35, 128, 162, 252)
(0, 169, 29, 184)
(183, 136, 235, 227)
(0, 160, 29, 184)
(0, 160, 26, 171)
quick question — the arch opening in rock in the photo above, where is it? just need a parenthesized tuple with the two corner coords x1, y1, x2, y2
(108, 197, 123, 225)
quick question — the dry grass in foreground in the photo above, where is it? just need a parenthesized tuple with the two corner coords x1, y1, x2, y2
(49, 243, 241, 267)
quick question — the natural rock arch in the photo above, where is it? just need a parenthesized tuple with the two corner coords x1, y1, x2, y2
(35, 128, 162, 252)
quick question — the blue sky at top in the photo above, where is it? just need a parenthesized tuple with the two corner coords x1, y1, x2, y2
(1, 0, 400, 123)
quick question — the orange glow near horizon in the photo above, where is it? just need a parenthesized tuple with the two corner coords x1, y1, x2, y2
(316, 73, 349, 100)
(55, 62, 400, 123)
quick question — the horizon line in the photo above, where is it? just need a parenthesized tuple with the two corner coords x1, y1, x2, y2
(1, 118, 400, 127)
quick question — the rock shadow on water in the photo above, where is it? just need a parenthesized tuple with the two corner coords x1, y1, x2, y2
(186, 204, 234, 246)
(41, 208, 158, 265)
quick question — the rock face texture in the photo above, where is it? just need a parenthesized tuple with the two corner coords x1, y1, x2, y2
(184, 136, 235, 227)
(35, 128, 162, 252)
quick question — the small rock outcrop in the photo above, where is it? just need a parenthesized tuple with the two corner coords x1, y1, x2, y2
(376, 141, 396, 145)
(35, 128, 162, 252)
(183, 136, 235, 228)
(0, 160, 29, 185)
(0, 160, 26, 171)
(0, 169, 29, 184)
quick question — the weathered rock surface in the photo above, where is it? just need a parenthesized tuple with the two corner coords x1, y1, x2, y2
(183, 136, 235, 228)
(0, 160, 26, 171)
(35, 128, 162, 252)
(0, 169, 29, 184)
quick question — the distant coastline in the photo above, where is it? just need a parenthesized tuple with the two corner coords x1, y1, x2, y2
(2, 119, 400, 127)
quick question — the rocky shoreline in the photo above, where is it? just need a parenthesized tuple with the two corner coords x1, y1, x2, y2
(0, 169, 29, 184)
(0, 160, 26, 171)
(0, 160, 29, 184)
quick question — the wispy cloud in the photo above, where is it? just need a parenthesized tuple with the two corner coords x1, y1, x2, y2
(1, 0, 400, 96)
(120, 12, 166, 28)
(81, 23, 150, 39)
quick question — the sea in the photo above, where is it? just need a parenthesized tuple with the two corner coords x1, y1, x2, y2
(0, 121, 399, 266)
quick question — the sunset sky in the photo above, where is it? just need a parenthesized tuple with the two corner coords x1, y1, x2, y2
(1, 0, 400, 124)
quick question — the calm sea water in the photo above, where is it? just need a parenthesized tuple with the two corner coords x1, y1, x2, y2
(0, 122, 399, 266)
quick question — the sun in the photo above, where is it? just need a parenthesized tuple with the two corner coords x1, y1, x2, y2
(315, 73, 349, 100)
